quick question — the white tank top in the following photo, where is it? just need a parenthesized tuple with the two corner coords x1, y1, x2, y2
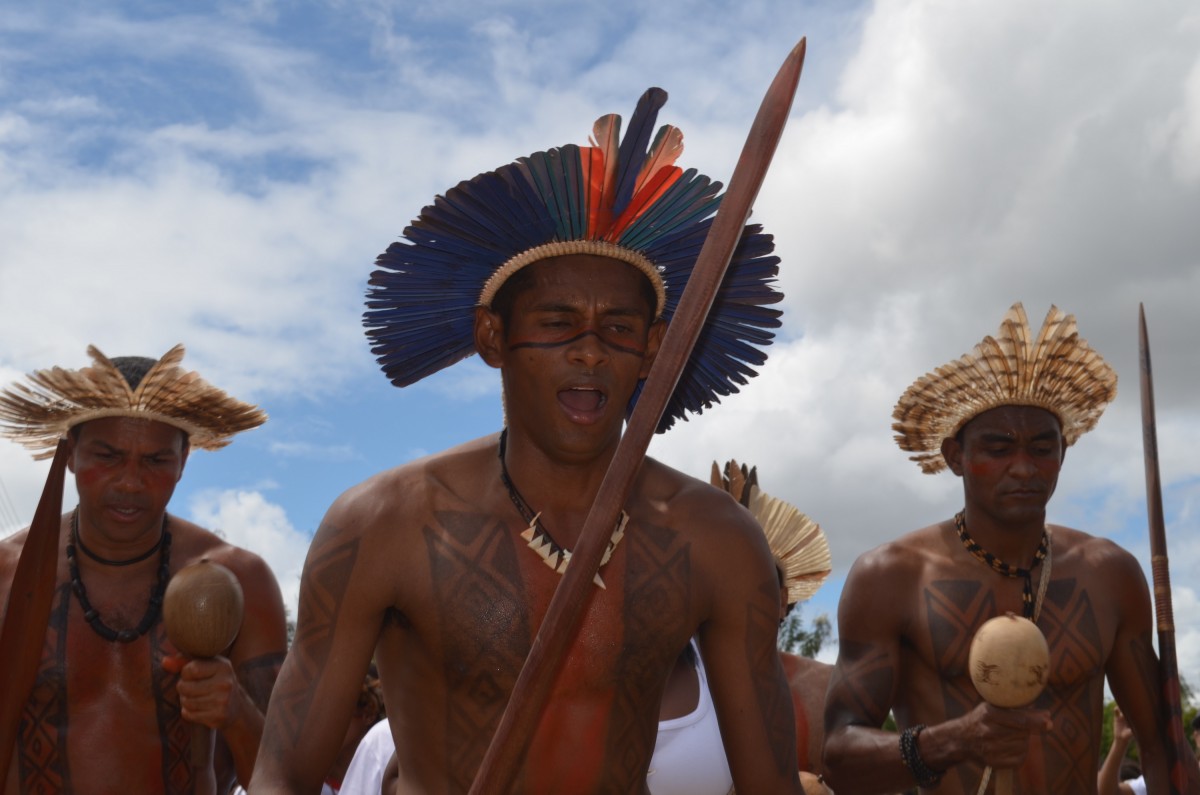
(647, 641, 734, 795)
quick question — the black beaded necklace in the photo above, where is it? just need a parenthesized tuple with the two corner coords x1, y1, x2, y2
(497, 428, 627, 589)
(954, 510, 1048, 619)
(67, 509, 172, 643)
(75, 513, 167, 566)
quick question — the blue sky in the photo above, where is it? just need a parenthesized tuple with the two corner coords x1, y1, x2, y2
(3, 0, 1200, 683)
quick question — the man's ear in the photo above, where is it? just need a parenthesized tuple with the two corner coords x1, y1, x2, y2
(474, 306, 505, 369)
(941, 436, 964, 476)
(177, 439, 190, 482)
(65, 434, 77, 474)
(638, 318, 667, 379)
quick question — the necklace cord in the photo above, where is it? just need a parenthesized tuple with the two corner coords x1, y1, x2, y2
(74, 512, 166, 566)
(68, 508, 171, 643)
(955, 511, 1048, 620)
(497, 428, 626, 588)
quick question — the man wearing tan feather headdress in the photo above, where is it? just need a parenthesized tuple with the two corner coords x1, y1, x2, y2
(0, 345, 288, 795)
(823, 304, 1181, 794)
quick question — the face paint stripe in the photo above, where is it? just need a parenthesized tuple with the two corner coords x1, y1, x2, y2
(508, 330, 645, 357)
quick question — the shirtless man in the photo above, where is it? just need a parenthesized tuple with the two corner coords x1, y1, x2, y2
(823, 304, 1180, 794)
(0, 345, 288, 794)
(252, 88, 802, 794)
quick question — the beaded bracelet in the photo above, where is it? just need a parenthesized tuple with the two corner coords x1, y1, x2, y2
(899, 724, 944, 789)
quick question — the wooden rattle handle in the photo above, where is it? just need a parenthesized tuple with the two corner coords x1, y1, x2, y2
(969, 614, 1049, 794)
(162, 560, 244, 795)
(192, 726, 216, 795)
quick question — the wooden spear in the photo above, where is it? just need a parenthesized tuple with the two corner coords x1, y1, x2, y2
(468, 37, 807, 794)
(1138, 304, 1200, 795)
(0, 440, 69, 785)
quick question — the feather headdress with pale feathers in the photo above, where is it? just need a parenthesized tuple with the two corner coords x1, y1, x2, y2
(711, 459, 831, 605)
(0, 345, 266, 458)
(364, 87, 783, 433)
(892, 303, 1117, 474)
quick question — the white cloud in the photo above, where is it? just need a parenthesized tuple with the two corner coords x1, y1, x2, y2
(654, 0, 1200, 690)
(187, 488, 307, 617)
(268, 441, 358, 461)
(3, 0, 1200, 700)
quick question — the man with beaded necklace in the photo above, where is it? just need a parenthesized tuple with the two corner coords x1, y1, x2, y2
(252, 88, 804, 794)
(823, 304, 1179, 794)
(0, 345, 288, 794)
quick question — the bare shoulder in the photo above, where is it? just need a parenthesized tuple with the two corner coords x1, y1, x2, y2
(166, 515, 283, 602)
(0, 526, 29, 591)
(319, 433, 499, 542)
(1049, 523, 1149, 589)
(636, 456, 762, 541)
(845, 522, 947, 589)
(782, 651, 834, 691)
(837, 522, 951, 643)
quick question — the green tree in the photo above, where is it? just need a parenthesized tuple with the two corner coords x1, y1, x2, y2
(1100, 674, 1197, 763)
(778, 607, 832, 658)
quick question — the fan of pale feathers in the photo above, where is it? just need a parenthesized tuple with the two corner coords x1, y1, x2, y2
(0, 345, 266, 458)
(711, 459, 832, 605)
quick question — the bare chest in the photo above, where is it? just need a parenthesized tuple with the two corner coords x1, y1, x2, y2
(915, 573, 1113, 704)
(384, 510, 695, 792)
(417, 512, 695, 690)
(17, 582, 187, 795)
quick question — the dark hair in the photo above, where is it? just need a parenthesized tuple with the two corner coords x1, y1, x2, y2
(68, 355, 188, 446)
(490, 259, 658, 330)
(109, 356, 159, 389)
(1119, 761, 1142, 782)
(357, 661, 385, 722)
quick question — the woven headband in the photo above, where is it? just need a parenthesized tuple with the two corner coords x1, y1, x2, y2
(0, 344, 266, 459)
(364, 87, 784, 433)
(892, 303, 1118, 474)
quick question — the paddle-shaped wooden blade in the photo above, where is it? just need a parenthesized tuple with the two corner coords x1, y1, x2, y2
(0, 440, 69, 784)
(1139, 305, 1200, 795)
(468, 38, 807, 794)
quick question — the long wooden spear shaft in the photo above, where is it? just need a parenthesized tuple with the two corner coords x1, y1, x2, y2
(0, 440, 69, 785)
(1138, 304, 1200, 795)
(468, 38, 807, 794)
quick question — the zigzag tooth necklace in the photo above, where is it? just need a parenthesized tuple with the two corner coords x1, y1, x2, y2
(498, 429, 626, 589)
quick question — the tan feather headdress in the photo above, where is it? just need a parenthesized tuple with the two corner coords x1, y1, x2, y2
(892, 303, 1117, 474)
(0, 345, 267, 459)
(711, 460, 832, 605)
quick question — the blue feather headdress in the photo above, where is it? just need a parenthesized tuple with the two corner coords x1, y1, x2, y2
(364, 87, 783, 433)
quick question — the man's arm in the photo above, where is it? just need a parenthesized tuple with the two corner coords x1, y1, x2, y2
(696, 499, 802, 794)
(821, 547, 914, 793)
(1104, 544, 1175, 795)
(171, 548, 289, 789)
(1098, 706, 1136, 795)
(251, 489, 393, 794)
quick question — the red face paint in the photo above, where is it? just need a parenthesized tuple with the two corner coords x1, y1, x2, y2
(70, 416, 186, 550)
(956, 406, 1064, 525)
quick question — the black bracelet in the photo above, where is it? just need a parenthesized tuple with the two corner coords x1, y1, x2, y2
(899, 724, 944, 789)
